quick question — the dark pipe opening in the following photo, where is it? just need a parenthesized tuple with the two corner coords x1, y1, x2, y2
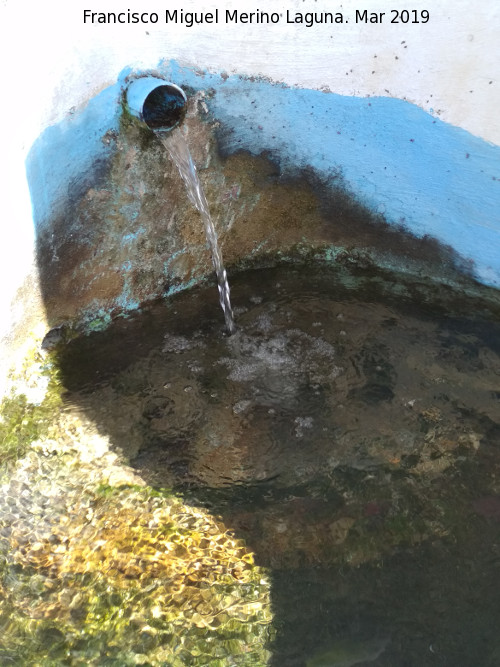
(142, 85, 187, 131)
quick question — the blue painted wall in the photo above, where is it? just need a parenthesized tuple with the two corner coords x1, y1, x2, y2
(26, 61, 500, 288)
(26, 77, 126, 232)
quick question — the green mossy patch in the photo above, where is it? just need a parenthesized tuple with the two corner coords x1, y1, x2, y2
(0, 344, 274, 666)
(0, 362, 64, 466)
(0, 480, 274, 666)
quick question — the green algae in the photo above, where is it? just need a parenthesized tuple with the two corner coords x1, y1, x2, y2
(0, 479, 274, 666)
(0, 361, 64, 466)
(0, 347, 274, 666)
(2, 259, 500, 664)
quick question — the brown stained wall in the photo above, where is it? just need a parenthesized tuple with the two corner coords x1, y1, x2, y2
(35, 99, 477, 337)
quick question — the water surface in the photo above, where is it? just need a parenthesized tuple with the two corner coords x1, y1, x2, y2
(56, 263, 500, 665)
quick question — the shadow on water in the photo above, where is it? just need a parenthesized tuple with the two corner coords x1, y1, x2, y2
(53, 262, 500, 666)
(17, 64, 500, 665)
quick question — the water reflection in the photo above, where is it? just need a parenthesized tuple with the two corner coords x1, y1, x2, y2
(2, 263, 500, 665)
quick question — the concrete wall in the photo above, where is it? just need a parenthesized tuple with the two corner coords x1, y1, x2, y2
(1, 0, 499, 392)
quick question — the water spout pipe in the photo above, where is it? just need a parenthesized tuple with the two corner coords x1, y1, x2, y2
(125, 76, 187, 131)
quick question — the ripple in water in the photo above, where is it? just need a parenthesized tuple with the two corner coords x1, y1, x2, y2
(46, 264, 500, 665)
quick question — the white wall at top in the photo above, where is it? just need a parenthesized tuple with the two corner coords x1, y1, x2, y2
(4, 0, 498, 142)
(0, 0, 498, 339)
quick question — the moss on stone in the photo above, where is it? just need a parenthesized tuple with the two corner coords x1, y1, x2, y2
(0, 361, 64, 466)
(0, 480, 274, 665)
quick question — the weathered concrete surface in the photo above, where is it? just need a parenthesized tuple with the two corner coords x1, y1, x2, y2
(2, 2, 499, 395)
(2, 78, 500, 396)
(30, 82, 490, 343)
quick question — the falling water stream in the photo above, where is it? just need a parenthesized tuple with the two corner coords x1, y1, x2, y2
(158, 128, 236, 335)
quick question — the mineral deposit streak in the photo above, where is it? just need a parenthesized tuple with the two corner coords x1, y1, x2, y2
(158, 129, 236, 334)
